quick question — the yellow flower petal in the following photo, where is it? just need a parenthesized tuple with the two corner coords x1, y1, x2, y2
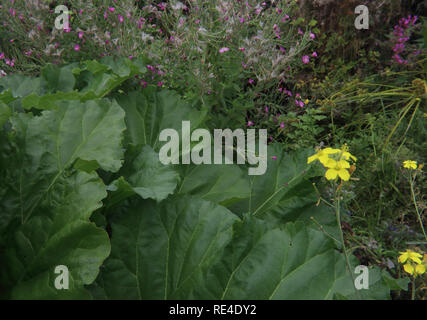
(408, 252, 422, 264)
(337, 160, 350, 169)
(403, 263, 414, 275)
(325, 169, 338, 180)
(398, 252, 409, 264)
(307, 154, 318, 164)
(319, 154, 332, 166)
(415, 264, 426, 275)
(323, 158, 337, 168)
(323, 148, 340, 155)
(338, 169, 350, 181)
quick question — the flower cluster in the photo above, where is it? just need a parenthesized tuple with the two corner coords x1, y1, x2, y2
(398, 249, 426, 277)
(391, 15, 419, 65)
(402, 160, 417, 170)
(307, 145, 357, 181)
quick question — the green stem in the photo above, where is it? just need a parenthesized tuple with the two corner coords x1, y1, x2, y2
(409, 174, 427, 240)
(411, 278, 416, 300)
(335, 192, 361, 300)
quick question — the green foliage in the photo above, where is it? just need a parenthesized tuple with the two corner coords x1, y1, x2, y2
(0, 59, 402, 299)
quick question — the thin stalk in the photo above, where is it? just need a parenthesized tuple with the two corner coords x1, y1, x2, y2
(409, 174, 427, 240)
(411, 278, 416, 300)
(335, 192, 361, 299)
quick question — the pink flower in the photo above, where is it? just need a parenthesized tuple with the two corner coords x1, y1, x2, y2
(310, 32, 316, 40)
(280, 122, 285, 128)
(129, 55, 133, 60)
(240, 17, 245, 23)
(239, 47, 245, 51)
(74, 44, 80, 51)
(247, 121, 254, 127)
(157, 81, 163, 87)
(118, 14, 124, 23)
(219, 47, 229, 53)
(104, 10, 108, 19)
(0, 52, 4, 59)
(78, 31, 84, 39)
(108, 7, 115, 13)
(271, 156, 277, 160)
(248, 78, 254, 84)
(265, 106, 269, 113)
(302, 55, 310, 64)
(298, 28, 304, 35)
(312, 52, 318, 57)
(282, 14, 290, 22)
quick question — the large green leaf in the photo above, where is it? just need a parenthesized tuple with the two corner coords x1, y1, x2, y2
(197, 217, 392, 300)
(0, 98, 125, 233)
(0, 102, 11, 127)
(177, 163, 250, 207)
(0, 57, 147, 111)
(107, 145, 179, 204)
(0, 171, 110, 299)
(229, 144, 322, 217)
(41, 64, 76, 93)
(93, 196, 238, 299)
(115, 88, 206, 149)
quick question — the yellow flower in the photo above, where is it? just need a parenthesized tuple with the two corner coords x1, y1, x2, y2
(403, 263, 426, 277)
(307, 147, 340, 166)
(340, 144, 357, 162)
(324, 159, 351, 181)
(403, 160, 417, 170)
(398, 249, 422, 264)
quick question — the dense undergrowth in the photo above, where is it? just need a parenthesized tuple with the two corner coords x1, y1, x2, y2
(0, 0, 426, 299)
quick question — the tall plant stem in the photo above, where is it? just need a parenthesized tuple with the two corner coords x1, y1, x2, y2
(411, 278, 416, 300)
(409, 174, 427, 240)
(335, 192, 361, 300)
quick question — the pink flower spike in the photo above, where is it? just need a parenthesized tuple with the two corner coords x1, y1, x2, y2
(302, 55, 310, 64)
(104, 10, 108, 19)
